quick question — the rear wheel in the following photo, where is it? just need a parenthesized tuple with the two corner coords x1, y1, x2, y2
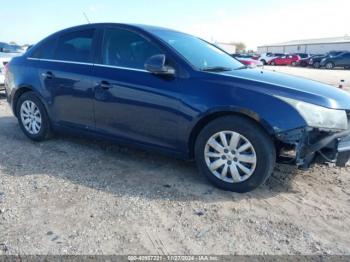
(261, 60, 267, 65)
(270, 61, 276, 66)
(16, 91, 52, 141)
(195, 116, 276, 193)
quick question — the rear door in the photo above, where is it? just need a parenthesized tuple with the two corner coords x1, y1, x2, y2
(338, 53, 350, 66)
(35, 29, 97, 129)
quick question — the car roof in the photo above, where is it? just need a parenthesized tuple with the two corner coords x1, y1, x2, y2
(55, 23, 183, 36)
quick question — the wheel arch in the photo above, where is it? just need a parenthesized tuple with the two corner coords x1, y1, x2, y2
(187, 108, 275, 158)
(12, 85, 48, 118)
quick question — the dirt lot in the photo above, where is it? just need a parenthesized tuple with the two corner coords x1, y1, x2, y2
(0, 67, 350, 255)
(264, 66, 350, 91)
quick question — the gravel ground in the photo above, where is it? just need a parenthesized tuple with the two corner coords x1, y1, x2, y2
(0, 68, 350, 255)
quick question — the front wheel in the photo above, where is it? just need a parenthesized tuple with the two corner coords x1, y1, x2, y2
(16, 91, 52, 141)
(325, 62, 334, 69)
(195, 116, 276, 193)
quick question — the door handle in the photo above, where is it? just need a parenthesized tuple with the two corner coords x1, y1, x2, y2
(99, 80, 112, 90)
(42, 71, 54, 79)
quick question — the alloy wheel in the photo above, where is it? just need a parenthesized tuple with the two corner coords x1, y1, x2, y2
(20, 100, 42, 135)
(326, 62, 334, 69)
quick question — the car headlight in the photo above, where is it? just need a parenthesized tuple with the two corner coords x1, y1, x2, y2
(277, 96, 348, 130)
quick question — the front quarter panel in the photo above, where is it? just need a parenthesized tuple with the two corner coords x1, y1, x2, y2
(177, 71, 308, 154)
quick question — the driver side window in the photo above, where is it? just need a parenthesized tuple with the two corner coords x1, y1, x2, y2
(102, 28, 162, 70)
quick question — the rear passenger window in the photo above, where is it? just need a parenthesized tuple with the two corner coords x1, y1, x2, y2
(31, 37, 57, 59)
(54, 29, 95, 63)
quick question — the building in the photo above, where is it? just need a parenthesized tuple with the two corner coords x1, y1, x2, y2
(257, 36, 350, 54)
(215, 42, 236, 54)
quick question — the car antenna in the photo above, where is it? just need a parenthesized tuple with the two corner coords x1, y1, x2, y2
(83, 12, 91, 24)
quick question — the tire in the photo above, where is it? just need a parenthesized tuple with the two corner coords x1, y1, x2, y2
(291, 61, 297, 66)
(16, 91, 52, 141)
(270, 61, 276, 66)
(194, 116, 276, 193)
(313, 62, 320, 68)
(261, 60, 267, 65)
(325, 62, 334, 70)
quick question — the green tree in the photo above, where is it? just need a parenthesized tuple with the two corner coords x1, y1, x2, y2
(231, 42, 246, 53)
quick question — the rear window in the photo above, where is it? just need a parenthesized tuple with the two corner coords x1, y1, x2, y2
(54, 29, 95, 63)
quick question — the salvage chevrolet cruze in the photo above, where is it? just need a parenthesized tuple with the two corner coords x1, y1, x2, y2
(4, 23, 350, 192)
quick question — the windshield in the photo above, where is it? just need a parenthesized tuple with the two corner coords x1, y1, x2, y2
(153, 30, 243, 71)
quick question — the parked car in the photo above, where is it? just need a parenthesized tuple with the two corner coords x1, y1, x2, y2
(0, 42, 22, 53)
(5, 23, 350, 192)
(0, 52, 20, 88)
(320, 52, 350, 69)
(309, 51, 347, 68)
(258, 53, 284, 65)
(292, 53, 310, 67)
(231, 54, 263, 67)
(268, 55, 301, 66)
(296, 54, 317, 67)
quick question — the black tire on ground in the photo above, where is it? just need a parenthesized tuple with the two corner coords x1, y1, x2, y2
(16, 91, 52, 141)
(194, 115, 276, 193)
(313, 62, 320, 68)
(261, 60, 267, 65)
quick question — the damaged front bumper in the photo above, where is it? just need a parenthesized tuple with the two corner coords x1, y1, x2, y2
(276, 126, 350, 169)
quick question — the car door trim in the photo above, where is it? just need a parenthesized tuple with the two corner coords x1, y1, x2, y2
(27, 57, 93, 66)
(94, 63, 149, 73)
(27, 58, 149, 73)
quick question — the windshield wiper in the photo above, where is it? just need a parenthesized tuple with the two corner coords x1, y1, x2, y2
(200, 66, 232, 72)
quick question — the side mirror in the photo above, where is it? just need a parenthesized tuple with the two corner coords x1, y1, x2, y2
(145, 54, 175, 75)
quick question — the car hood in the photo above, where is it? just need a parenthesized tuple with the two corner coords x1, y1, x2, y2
(218, 68, 350, 110)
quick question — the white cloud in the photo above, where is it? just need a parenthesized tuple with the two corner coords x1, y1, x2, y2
(88, 5, 97, 12)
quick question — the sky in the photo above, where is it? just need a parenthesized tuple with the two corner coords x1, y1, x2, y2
(1, 0, 350, 50)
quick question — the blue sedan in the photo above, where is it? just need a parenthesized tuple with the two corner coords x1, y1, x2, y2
(4, 23, 350, 192)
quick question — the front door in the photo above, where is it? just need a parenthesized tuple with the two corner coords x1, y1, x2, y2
(92, 28, 183, 151)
